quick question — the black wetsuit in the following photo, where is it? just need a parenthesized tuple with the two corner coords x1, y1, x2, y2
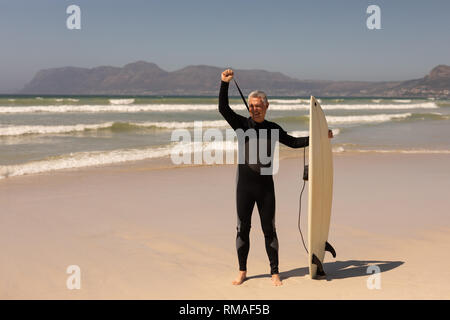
(218, 81, 309, 275)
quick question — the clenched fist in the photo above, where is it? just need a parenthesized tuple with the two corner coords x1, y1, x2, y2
(221, 69, 234, 83)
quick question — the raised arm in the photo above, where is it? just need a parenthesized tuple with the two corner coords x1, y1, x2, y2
(218, 69, 246, 130)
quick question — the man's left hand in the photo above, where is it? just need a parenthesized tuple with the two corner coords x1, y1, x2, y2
(328, 129, 334, 139)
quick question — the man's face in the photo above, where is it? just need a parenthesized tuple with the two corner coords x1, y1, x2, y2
(248, 97, 268, 123)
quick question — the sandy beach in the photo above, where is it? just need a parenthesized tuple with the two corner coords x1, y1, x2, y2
(1, 152, 449, 299)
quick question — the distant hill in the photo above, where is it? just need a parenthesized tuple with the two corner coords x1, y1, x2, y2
(20, 61, 450, 97)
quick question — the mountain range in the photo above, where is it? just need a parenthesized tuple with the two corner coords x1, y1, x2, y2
(20, 61, 450, 97)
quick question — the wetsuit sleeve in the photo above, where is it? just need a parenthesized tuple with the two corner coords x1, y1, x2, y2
(278, 126, 309, 148)
(218, 81, 246, 130)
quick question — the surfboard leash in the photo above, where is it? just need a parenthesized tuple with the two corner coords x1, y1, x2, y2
(298, 146, 309, 254)
(233, 78, 250, 111)
(226, 67, 250, 112)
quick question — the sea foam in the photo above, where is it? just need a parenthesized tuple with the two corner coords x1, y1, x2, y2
(0, 141, 238, 179)
(0, 120, 230, 137)
(109, 98, 135, 105)
(325, 113, 411, 124)
(0, 102, 438, 114)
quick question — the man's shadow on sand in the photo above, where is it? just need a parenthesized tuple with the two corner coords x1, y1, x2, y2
(246, 260, 404, 282)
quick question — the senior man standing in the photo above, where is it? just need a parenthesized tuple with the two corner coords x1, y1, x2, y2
(218, 69, 334, 286)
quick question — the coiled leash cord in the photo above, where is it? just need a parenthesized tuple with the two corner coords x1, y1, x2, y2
(298, 146, 309, 254)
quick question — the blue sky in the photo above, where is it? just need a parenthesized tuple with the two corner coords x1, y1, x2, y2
(0, 0, 449, 91)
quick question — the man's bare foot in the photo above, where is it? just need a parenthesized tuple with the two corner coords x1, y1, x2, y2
(232, 271, 247, 285)
(271, 274, 282, 286)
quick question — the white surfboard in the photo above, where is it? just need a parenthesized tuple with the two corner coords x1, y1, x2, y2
(308, 96, 336, 279)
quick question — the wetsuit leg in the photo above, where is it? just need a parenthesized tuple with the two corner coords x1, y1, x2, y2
(255, 179, 279, 275)
(236, 181, 256, 272)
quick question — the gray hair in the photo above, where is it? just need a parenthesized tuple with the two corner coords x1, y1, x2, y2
(248, 90, 269, 107)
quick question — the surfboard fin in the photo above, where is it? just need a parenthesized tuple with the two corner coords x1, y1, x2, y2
(325, 241, 336, 258)
(312, 254, 326, 278)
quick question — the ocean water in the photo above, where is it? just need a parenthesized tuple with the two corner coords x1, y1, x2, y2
(0, 95, 449, 179)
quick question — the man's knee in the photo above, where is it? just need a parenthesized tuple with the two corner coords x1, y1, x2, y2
(237, 223, 251, 234)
